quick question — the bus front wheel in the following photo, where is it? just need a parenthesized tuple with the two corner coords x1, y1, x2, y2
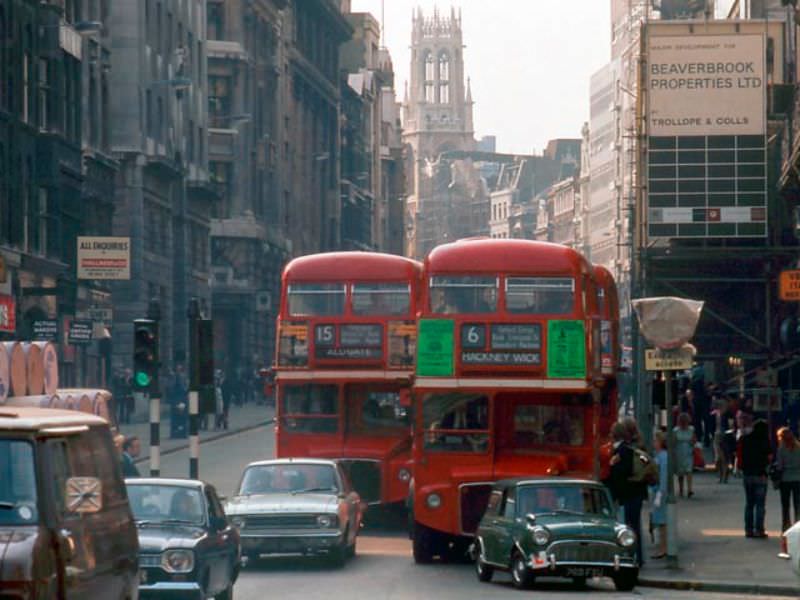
(412, 522, 436, 564)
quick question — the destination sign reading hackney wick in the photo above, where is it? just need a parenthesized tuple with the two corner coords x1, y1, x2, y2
(646, 33, 767, 239)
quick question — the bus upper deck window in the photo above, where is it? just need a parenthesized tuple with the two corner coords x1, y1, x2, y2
(505, 277, 575, 315)
(287, 284, 345, 317)
(351, 283, 411, 316)
(429, 276, 497, 314)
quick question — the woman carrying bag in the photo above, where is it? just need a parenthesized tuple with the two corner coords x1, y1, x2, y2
(776, 426, 800, 532)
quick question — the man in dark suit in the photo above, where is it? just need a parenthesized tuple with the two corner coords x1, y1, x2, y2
(121, 437, 141, 478)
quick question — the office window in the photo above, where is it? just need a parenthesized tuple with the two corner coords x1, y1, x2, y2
(207, 2, 224, 41)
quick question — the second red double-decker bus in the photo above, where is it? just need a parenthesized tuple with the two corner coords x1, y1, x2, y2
(594, 264, 621, 436)
(274, 252, 422, 507)
(409, 238, 608, 562)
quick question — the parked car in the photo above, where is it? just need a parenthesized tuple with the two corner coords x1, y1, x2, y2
(126, 478, 240, 600)
(473, 478, 639, 591)
(225, 458, 364, 566)
(0, 406, 139, 599)
(779, 520, 800, 575)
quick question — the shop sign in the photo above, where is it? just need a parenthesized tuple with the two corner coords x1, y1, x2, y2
(32, 319, 59, 341)
(77, 237, 130, 280)
(68, 320, 93, 345)
(0, 295, 15, 333)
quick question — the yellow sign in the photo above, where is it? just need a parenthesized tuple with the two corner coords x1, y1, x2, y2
(281, 324, 307, 340)
(780, 270, 800, 301)
(390, 323, 417, 337)
(645, 348, 693, 371)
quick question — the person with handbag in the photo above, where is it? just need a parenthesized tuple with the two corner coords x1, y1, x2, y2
(776, 426, 800, 532)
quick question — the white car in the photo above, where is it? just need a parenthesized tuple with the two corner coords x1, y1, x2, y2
(779, 521, 800, 575)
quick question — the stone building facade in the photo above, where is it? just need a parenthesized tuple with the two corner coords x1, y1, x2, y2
(0, 0, 116, 387)
(206, 0, 289, 377)
(109, 0, 211, 372)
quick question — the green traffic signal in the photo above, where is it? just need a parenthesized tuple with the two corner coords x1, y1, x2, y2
(133, 319, 159, 392)
(134, 371, 151, 387)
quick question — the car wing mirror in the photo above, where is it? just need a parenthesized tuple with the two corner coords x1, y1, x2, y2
(525, 513, 536, 525)
(66, 477, 103, 514)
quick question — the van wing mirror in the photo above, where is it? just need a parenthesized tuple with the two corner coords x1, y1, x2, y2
(66, 477, 103, 513)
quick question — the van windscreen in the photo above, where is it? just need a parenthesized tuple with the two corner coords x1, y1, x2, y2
(0, 439, 38, 525)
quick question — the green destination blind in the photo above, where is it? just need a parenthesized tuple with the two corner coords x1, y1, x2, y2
(547, 320, 587, 379)
(417, 319, 455, 377)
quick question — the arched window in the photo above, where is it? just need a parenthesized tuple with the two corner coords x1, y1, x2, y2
(439, 83, 449, 104)
(438, 53, 450, 81)
(424, 53, 435, 81)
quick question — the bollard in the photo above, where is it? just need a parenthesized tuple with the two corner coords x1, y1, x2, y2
(189, 390, 199, 479)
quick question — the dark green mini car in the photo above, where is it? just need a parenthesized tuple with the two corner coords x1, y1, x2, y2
(473, 478, 638, 591)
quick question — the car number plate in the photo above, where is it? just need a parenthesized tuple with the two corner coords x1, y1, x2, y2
(565, 567, 602, 578)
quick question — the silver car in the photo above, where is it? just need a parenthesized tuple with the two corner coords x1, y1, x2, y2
(225, 458, 364, 566)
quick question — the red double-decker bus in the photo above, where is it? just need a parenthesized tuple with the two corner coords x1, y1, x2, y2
(274, 252, 422, 507)
(409, 238, 607, 562)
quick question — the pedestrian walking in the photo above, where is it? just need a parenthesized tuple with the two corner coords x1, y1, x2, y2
(214, 370, 227, 430)
(674, 412, 696, 497)
(738, 414, 771, 538)
(649, 431, 668, 559)
(603, 420, 649, 566)
(121, 436, 141, 478)
(712, 394, 734, 483)
(776, 426, 800, 532)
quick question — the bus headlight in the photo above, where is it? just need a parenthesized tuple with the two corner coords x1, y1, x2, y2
(398, 468, 411, 482)
(426, 493, 442, 509)
(617, 527, 636, 547)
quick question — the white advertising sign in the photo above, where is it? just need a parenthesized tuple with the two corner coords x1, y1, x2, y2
(77, 237, 131, 280)
(648, 34, 765, 136)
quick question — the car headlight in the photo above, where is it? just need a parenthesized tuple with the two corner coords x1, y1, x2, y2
(161, 549, 195, 573)
(530, 526, 550, 546)
(317, 514, 338, 528)
(231, 516, 245, 529)
(426, 493, 442, 509)
(398, 468, 411, 482)
(617, 527, 636, 548)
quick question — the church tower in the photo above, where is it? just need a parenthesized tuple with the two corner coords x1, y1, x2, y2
(403, 6, 476, 256)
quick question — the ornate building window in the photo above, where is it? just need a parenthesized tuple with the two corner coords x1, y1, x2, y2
(439, 53, 449, 81)
(425, 53, 435, 80)
(438, 53, 450, 104)
(425, 83, 435, 103)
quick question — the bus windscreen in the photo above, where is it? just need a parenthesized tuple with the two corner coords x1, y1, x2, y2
(288, 284, 346, 317)
(505, 277, 574, 315)
(429, 276, 498, 314)
(351, 283, 411, 316)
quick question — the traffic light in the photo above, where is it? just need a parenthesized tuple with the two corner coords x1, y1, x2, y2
(190, 319, 215, 415)
(133, 319, 159, 392)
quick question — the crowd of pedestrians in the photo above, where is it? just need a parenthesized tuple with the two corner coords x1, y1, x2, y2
(601, 372, 800, 570)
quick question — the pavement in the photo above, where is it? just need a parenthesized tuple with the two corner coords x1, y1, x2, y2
(117, 401, 275, 466)
(639, 465, 799, 597)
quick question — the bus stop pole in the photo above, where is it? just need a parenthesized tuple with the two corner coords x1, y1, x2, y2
(147, 391, 159, 477)
(189, 390, 199, 479)
(664, 369, 679, 569)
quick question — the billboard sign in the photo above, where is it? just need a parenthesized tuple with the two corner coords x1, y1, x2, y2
(77, 237, 131, 280)
(648, 34, 765, 137)
(646, 29, 768, 240)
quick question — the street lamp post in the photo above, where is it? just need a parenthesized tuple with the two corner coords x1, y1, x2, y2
(633, 297, 703, 570)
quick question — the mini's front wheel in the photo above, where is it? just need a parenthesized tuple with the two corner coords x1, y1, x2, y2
(612, 569, 639, 591)
(510, 552, 535, 590)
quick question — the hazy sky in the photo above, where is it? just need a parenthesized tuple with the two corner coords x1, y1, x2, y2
(349, 0, 611, 155)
